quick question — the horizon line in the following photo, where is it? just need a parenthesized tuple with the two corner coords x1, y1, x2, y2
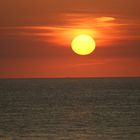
(0, 76, 140, 80)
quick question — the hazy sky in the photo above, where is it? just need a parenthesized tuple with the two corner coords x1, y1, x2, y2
(0, 0, 140, 78)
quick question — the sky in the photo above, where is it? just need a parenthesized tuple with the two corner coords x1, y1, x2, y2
(0, 0, 140, 78)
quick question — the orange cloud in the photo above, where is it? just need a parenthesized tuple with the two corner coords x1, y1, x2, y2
(1, 13, 140, 48)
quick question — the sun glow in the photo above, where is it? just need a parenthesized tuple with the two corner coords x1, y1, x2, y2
(71, 34, 96, 55)
(7, 14, 117, 47)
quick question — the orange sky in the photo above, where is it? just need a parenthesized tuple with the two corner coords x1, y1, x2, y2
(0, 0, 140, 78)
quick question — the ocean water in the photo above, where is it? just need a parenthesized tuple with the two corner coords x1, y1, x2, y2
(0, 78, 140, 140)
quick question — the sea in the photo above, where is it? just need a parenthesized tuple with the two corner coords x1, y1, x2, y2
(0, 78, 139, 140)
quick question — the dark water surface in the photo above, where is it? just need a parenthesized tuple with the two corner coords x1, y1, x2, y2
(0, 78, 140, 140)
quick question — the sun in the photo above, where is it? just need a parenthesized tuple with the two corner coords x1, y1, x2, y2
(71, 34, 96, 55)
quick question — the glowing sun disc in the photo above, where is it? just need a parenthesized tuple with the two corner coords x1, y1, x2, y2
(71, 34, 96, 55)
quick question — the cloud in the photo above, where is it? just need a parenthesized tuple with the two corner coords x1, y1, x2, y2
(1, 13, 140, 48)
